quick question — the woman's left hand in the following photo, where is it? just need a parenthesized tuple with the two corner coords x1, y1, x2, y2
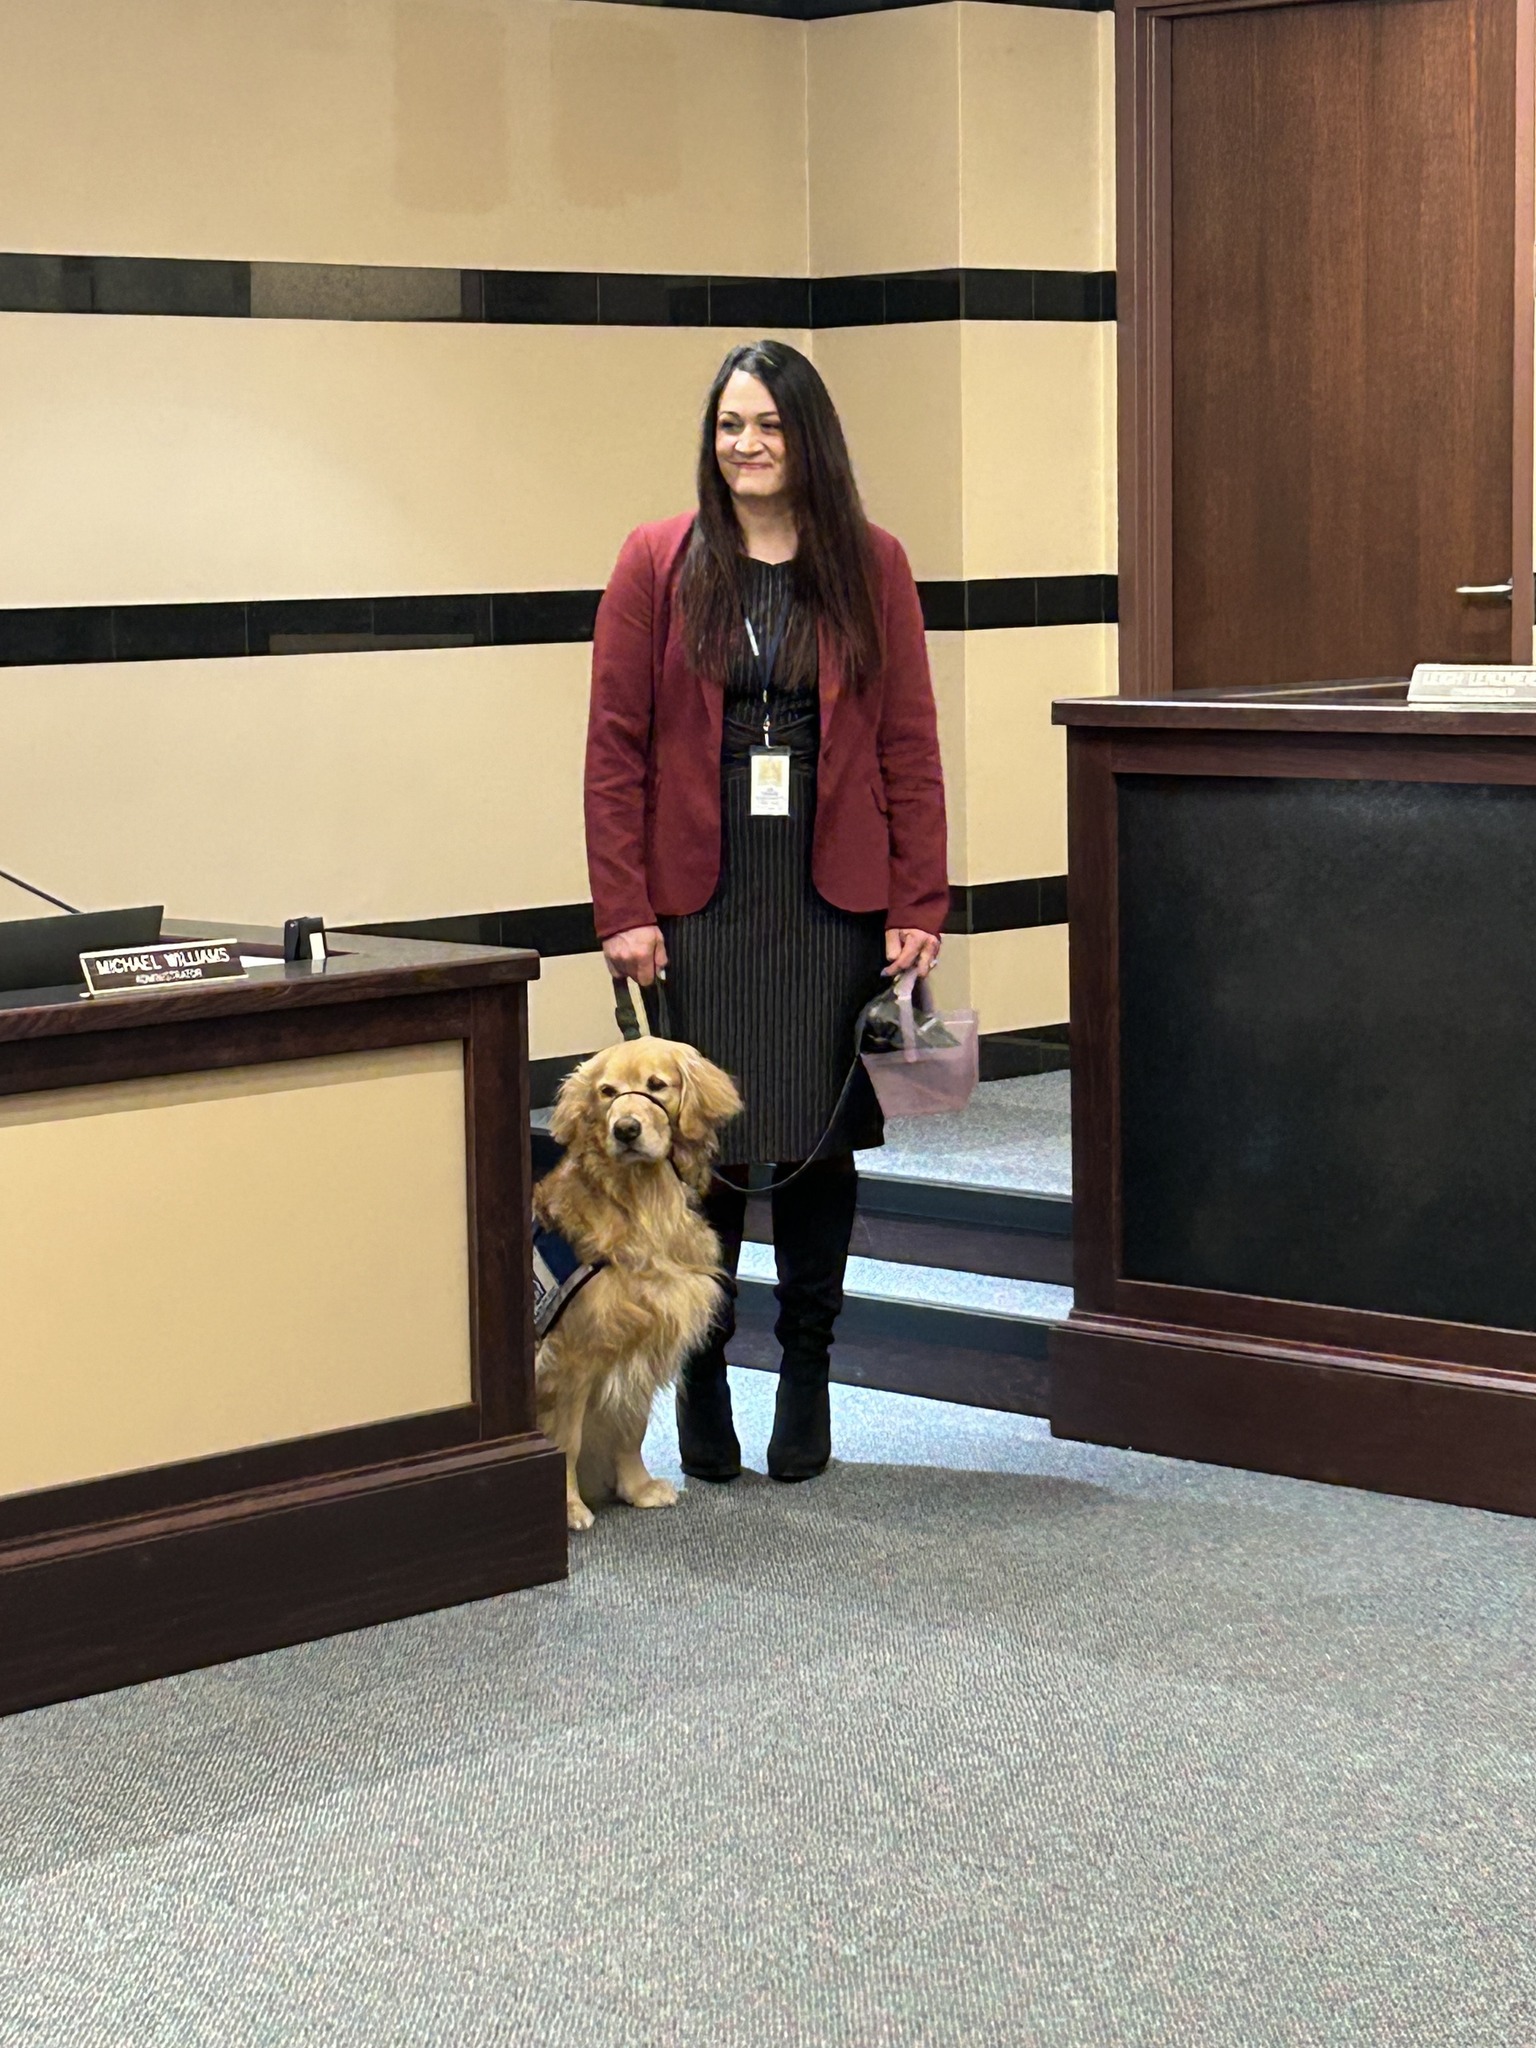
(884, 928, 942, 978)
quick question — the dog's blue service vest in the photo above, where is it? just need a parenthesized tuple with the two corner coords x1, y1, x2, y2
(531, 1220, 603, 1341)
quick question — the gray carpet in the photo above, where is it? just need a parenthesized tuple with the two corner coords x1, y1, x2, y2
(3, 1374, 1535, 2047)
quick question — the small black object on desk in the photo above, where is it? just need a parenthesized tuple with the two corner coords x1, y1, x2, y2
(283, 915, 327, 964)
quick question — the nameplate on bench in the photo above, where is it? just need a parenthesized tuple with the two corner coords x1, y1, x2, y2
(1408, 663, 1536, 706)
(80, 939, 248, 997)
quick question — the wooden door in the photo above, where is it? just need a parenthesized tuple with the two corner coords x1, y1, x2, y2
(1119, 0, 1535, 693)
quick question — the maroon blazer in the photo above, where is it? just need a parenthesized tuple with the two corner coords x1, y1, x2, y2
(584, 513, 949, 941)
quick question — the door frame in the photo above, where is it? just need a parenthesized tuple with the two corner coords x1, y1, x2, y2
(1115, 0, 1536, 695)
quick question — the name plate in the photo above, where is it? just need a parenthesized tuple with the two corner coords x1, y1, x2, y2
(1408, 663, 1536, 706)
(80, 938, 248, 997)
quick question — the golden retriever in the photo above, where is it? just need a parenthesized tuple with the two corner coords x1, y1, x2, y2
(534, 1035, 742, 1532)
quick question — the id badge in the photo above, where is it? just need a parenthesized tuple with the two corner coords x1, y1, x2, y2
(750, 747, 792, 817)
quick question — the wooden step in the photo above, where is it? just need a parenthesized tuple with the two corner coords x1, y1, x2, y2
(733, 1276, 1053, 1416)
(745, 1173, 1072, 1286)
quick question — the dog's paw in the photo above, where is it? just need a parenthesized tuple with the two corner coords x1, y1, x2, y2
(566, 1496, 596, 1532)
(621, 1476, 678, 1511)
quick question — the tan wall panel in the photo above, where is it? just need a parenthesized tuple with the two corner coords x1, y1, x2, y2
(974, 922, 1070, 1031)
(926, 631, 968, 880)
(0, 645, 589, 927)
(0, 0, 807, 276)
(813, 324, 964, 580)
(530, 952, 616, 1066)
(0, 318, 802, 607)
(959, 4, 1107, 272)
(937, 924, 1069, 1034)
(0, 1045, 471, 1498)
(960, 321, 1113, 580)
(926, 936, 973, 1018)
(807, 8, 960, 276)
(1101, 308, 1120, 563)
(0, 878, 69, 921)
(960, 624, 1114, 884)
(1098, 9, 1117, 266)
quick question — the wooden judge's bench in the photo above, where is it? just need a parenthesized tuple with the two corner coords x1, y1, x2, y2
(1050, 683, 1536, 1517)
(1049, 0, 1536, 1514)
(0, 926, 564, 1715)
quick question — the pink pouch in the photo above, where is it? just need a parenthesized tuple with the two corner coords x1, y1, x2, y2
(860, 970, 979, 1119)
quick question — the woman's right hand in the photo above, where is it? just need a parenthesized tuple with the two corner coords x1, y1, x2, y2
(602, 925, 668, 986)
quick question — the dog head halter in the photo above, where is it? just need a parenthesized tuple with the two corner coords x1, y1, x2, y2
(605, 1086, 678, 1129)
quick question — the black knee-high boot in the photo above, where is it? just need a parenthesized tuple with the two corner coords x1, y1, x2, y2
(676, 1170, 749, 1482)
(766, 1155, 859, 1483)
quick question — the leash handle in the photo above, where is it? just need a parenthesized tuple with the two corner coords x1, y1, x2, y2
(613, 973, 674, 1042)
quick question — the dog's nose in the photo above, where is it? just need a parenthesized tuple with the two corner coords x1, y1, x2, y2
(613, 1115, 641, 1144)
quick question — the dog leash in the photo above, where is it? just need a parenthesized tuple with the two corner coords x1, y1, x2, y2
(611, 970, 888, 1196)
(747, 987, 893, 1193)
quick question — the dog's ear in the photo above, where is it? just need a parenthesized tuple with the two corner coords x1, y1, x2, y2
(549, 1058, 597, 1148)
(676, 1051, 743, 1142)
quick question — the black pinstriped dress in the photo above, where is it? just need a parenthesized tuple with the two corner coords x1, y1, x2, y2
(647, 559, 887, 1167)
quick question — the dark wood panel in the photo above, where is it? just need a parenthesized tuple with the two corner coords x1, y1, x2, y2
(0, 1437, 566, 1717)
(1119, 0, 1534, 695)
(1115, 771, 1536, 1345)
(466, 984, 536, 1437)
(1066, 734, 1119, 1309)
(1108, 729, 1536, 786)
(1109, 1278, 1536, 1379)
(1054, 683, 1536, 738)
(1116, 0, 1174, 695)
(0, 1407, 480, 1546)
(1169, 0, 1519, 690)
(1052, 1316, 1536, 1516)
(0, 990, 474, 1100)
(0, 928, 535, 1046)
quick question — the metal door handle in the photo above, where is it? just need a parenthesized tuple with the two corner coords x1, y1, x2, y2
(1456, 581, 1514, 601)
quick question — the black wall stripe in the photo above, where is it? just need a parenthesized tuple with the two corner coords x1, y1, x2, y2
(946, 877, 1068, 936)
(345, 876, 1068, 963)
(0, 592, 602, 668)
(350, 906, 601, 959)
(917, 575, 1117, 632)
(0, 255, 1113, 329)
(0, 579, 1113, 668)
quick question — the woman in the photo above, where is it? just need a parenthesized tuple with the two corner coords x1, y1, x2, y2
(584, 339, 947, 1484)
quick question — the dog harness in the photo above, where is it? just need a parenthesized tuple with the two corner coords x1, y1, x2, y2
(532, 1221, 603, 1342)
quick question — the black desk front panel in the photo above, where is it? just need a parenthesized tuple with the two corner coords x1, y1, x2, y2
(1118, 773, 1536, 1332)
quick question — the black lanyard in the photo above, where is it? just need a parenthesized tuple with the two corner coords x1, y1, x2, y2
(743, 595, 791, 746)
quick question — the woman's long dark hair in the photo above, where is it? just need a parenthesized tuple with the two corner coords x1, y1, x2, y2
(679, 341, 883, 690)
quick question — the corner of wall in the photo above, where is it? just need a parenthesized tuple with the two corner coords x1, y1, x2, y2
(1098, 6, 1117, 271)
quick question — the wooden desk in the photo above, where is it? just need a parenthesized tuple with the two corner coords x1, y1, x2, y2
(0, 926, 564, 1714)
(1052, 684, 1536, 1517)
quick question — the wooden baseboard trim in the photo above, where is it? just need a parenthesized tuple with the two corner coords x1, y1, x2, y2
(1050, 1317, 1536, 1517)
(0, 1436, 567, 1716)
(735, 1343, 1051, 1416)
(735, 1281, 1051, 1414)
(0, 1405, 483, 1547)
